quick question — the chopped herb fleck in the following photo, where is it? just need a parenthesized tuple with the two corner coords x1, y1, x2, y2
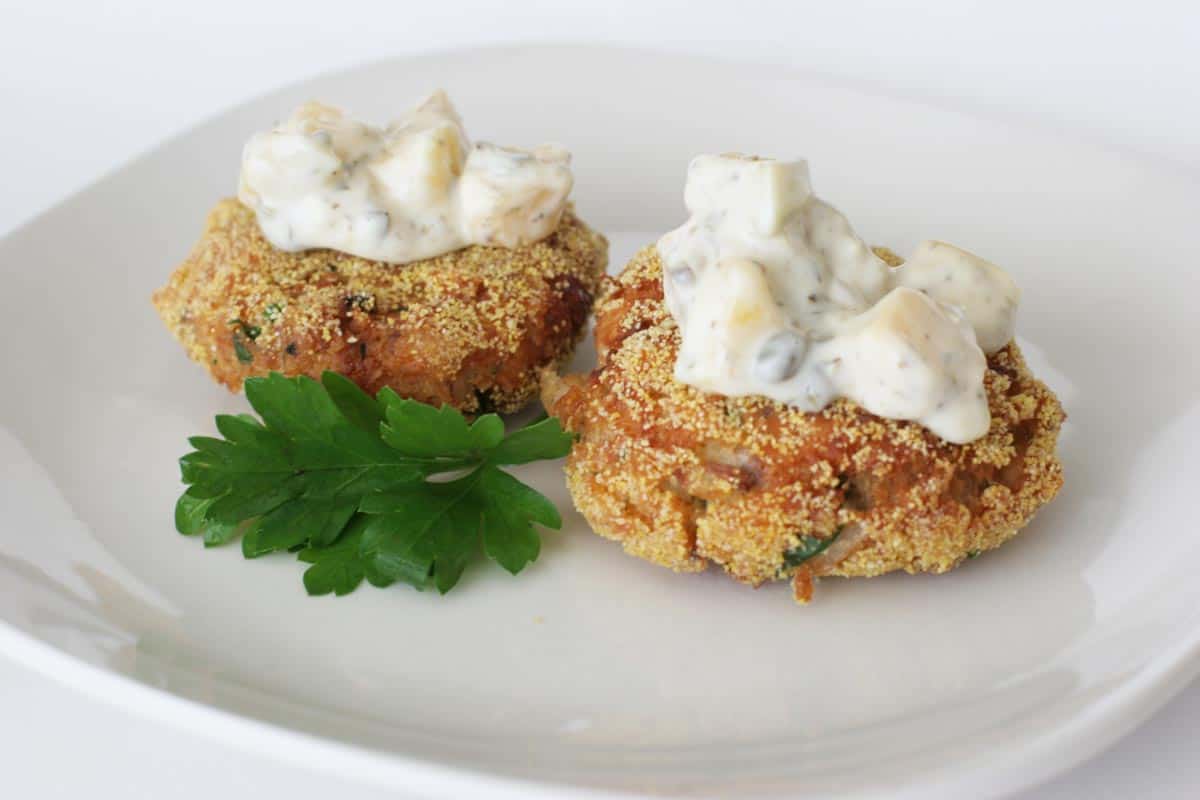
(722, 399, 744, 425)
(783, 527, 842, 567)
(232, 330, 253, 363)
(343, 293, 375, 312)
(263, 303, 284, 323)
(229, 319, 261, 340)
(966, 549, 981, 559)
(285, 342, 299, 356)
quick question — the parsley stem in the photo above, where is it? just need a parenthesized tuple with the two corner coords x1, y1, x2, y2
(424, 457, 484, 475)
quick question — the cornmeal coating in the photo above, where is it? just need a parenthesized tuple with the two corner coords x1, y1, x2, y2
(153, 199, 608, 414)
(542, 246, 1065, 602)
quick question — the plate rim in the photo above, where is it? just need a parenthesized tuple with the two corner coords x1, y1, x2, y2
(3, 602, 1198, 799)
(3, 41, 1199, 800)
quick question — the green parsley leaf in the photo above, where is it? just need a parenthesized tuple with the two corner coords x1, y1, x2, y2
(358, 474, 479, 588)
(321, 371, 384, 434)
(175, 492, 240, 547)
(174, 371, 574, 598)
(298, 516, 395, 596)
(380, 393, 505, 458)
(477, 466, 559, 573)
(488, 416, 575, 465)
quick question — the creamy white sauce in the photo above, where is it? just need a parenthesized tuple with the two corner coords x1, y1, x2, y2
(657, 154, 1019, 444)
(238, 91, 573, 264)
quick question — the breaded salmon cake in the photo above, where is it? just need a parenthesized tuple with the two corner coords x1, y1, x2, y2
(542, 246, 1065, 602)
(154, 199, 607, 414)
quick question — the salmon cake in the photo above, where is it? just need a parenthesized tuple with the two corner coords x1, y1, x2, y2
(153, 199, 606, 413)
(152, 92, 608, 414)
(544, 246, 1064, 602)
(543, 154, 1064, 603)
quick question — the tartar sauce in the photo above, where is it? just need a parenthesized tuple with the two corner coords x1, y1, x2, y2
(657, 154, 1019, 444)
(238, 91, 573, 264)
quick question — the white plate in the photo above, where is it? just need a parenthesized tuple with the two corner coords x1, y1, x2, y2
(1, 44, 1197, 800)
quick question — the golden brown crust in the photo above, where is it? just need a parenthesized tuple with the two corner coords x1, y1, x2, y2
(153, 199, 608, 414)
(543, 245, 1065, 602)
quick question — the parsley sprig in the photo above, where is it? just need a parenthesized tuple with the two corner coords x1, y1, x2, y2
(175, 371, 573, 596)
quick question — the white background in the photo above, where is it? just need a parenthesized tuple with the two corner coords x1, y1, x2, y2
(1, 1, 1197, 797)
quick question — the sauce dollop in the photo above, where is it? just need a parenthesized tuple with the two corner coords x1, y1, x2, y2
(657, 154, 1019, 444)
(238, 91, 573, 264)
